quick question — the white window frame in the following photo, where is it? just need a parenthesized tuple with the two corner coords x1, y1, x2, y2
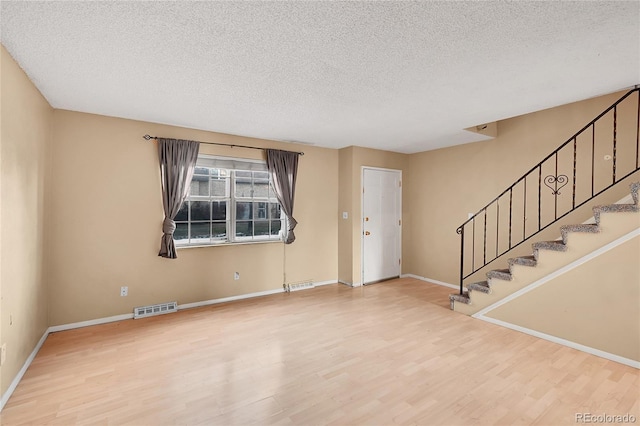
(175, 155, 283, 247)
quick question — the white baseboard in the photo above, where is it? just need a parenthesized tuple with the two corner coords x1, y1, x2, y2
(49, 313, 134, 333)
(178, 288, 285, 310)
(338, 280, 362, 287)
(401, 274, 461, 290)
(314, 280, 337, 287)
(477, 315, 639, 369)
(1, 328, 49, 412)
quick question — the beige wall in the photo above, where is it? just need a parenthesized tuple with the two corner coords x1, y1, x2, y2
(48, 111, 338, 325)
(0, 46, 52, 395)
(337, 146, 408, 285)
(404, 90, 640, 286)
(485, 235, 640, 361)
(338, 147, 353, 284)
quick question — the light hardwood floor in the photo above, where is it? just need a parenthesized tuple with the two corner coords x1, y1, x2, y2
(1, 278, 638, 425)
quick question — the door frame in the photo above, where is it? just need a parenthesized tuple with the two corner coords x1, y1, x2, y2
(360, 166, 403, 286)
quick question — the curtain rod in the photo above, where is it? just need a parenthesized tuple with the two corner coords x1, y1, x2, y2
(143, 134, 304, 156)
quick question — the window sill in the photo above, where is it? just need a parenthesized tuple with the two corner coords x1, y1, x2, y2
(176, 239, 282, 250)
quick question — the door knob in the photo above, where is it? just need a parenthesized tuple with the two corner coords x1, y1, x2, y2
(365, 231, 371, 235)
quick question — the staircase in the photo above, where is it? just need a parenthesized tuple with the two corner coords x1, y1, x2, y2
(450, 181, 639, 314)
(451, 87, 640, 315)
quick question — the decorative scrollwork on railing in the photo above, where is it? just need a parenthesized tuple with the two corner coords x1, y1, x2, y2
(456, 226, 463, 235)
(544, 174, 568, 195)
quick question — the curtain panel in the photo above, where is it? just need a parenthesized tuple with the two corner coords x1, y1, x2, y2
(157, 138, 200, 258)
(266, 149, 299, 244)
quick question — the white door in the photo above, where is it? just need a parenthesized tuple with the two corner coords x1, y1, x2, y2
(362, 168, 402, 285)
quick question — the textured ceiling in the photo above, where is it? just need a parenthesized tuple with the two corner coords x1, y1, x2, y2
(1, 1, 638, 153)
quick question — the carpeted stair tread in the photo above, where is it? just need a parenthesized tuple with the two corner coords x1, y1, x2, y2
(487, 269, 512, 281)
(449, 292, 470, 309)
(468, 281, 490, 294)
(508, 255, 537, 267)
(533, 240, 567, 252)
(631, 182, 639, 205)
(560, 224, 600, 244)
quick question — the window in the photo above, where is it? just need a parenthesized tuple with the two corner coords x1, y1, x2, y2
(174, 155, 283, 246)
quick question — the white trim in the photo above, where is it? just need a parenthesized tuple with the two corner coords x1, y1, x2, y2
(401, 273, 462, 290)
(1, 329, 49, 411)
(314, 280, 337, 287)
(473, 228, 640, 317)
(338, 280, 354, 287)
(178, 288, 285, 310)
(49, 313, 134, 333)
(476, 316, 640, 369)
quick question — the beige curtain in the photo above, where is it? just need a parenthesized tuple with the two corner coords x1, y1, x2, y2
(266, 149, 299, 244)
(158, 138, 200, 258)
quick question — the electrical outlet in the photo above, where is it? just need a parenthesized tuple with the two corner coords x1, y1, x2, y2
(1, 343, 6, 366)
(234, 272, 240, 280)
(120, 286, 128, 296)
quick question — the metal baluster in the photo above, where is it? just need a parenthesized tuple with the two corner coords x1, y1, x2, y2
(637, 91, 639, 169)
(613, 105, 617, 184)
(508, 188, 513, 249)
(554, 152, 558, 220)
(472, 216, 475, 272)
(592, 123, 595, 197)
(523, 178, 527, 240)
(572, 138, 577, 209)
(458, 226, 464, 295)
(483, 209, 487, 265)
(496, 200, 499, 259)
(538, 165, 542, 231)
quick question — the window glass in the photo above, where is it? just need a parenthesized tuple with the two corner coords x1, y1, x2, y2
(270, 220, 281, 236)
(174, 223, 189, 242)
(191, 222, 211, 242)
(212, 222, 227, 239)
(175, 203, 189, 222)
(236, 221, 252, 237)
(175, 157, 282, 246)
(236, 202, 252, 220)
(190, 175, 210, 196)
(212, 201, 226, 221)
(191, 201, 210, 221)
(211, 179, 226, 197)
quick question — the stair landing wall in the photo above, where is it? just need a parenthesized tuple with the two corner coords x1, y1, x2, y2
(482, 234, 639, 363)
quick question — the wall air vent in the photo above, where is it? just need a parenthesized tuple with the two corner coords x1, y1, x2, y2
(284, 281, 315, 292)
(134, 301, 178, 319)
